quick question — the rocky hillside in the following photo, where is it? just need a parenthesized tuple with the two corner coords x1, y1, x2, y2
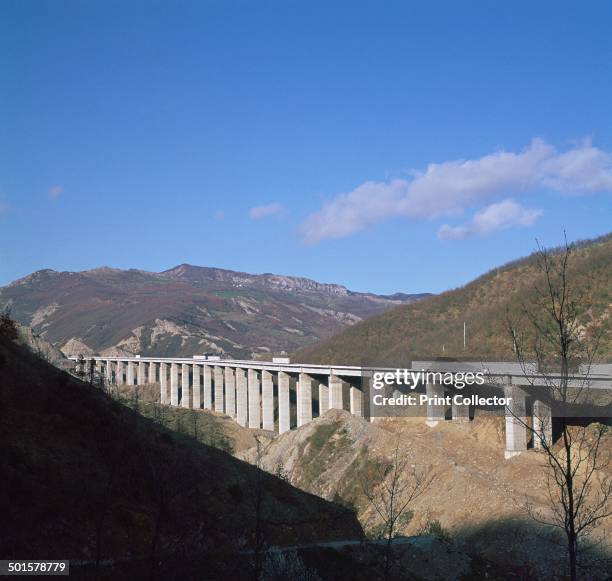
(295, 233, 612, 366)
(239, 410, 612, 579)
(0, 264, 428, 359)
(0, 334, 364, 580)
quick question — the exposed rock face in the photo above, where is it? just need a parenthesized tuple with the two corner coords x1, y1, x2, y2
(239, 410, 612, 580)
(16, 324, 67, 367)
(98, 345, 134, 358)
(60, 338, 94, 358)
(0, 264, 428, 358)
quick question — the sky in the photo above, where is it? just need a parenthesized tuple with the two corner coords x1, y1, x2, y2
(1, 1, 611, 294)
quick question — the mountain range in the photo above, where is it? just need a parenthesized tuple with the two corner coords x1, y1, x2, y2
(0, 264, 428, 359)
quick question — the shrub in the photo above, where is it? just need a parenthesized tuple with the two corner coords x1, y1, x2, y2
(418, 519, 452, 543)
(0, 311, 18, 341)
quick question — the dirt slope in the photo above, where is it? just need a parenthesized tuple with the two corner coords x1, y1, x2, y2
(239, 410, 612, 578)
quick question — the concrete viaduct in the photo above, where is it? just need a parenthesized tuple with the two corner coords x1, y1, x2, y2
(72, 355, 612, 460)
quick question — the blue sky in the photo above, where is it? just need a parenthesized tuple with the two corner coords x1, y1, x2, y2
(1, 1, 611, 294)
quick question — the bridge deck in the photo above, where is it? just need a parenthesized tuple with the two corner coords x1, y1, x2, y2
(70, 356, 612, 389)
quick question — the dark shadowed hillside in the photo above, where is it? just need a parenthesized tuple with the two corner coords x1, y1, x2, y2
(0, 334, 363, 579)
(294, 234, 612, 366)
(0, 265, 428, 359)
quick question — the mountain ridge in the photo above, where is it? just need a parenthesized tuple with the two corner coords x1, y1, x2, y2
(294, 233, 612, 365)
(0, 264, 429, 360)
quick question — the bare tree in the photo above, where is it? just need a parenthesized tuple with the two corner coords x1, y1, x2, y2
(508, 236, 611, 580)
(74, 353, 86, 380)
(360, 435, 432, 579)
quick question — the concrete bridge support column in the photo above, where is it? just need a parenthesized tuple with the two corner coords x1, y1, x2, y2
(426, 382, 445, 427)
(105, 360, 113, 384)
(149, 362, 157, 384)
(248, 368, 261, 428)
(451, 398, 470, 423)
(159, 362, 168, 404)
(533, 399, 552, 450)
(236, 368, 248, 427)
(127, 361, 136, 386)
(362, 376, 372, 422)
(297, 373, 313, 427)
(170, 363, 179, 406)
(203, 366, 213, 410)
(137, 361, 146, 386)
(262, 370, 274, 430)
(181, 364, 191, 408)
(319, 381, 329, 417)
(214, 366, 224, 413)
(278, 371, 290, 434)
(350, 386, 363, 418)
(225, 367, 236, 418)
(329, 375, 344, 410)
(504, 382, 528, 459)
(192, 365, 201, 409)
(115, 361, 125, 386)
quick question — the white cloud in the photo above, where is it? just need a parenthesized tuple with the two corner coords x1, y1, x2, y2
(437, 199, 543, 240)
(49, 185, 63, 199)
(301, 138, 612, 244)
(249, 202, 282, 219)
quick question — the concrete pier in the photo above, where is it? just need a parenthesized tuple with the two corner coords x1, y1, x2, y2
(203, 365, 213, 410)
(170, 363, 179, 406)
(149, 362, 157, 384)
(106, 360, 113, 384)
(181, 363, 190, 408)
(225, 367, 236, 418)
(138, 361, 146, 386)
(319, 381, 329, 416)
(362, 376, 372, 422)
(248, 368, 261, 428)
(297, 373, 313, 427)
(278, 371, 290, 434)
(451, 399, 470, 422)
(214, 366, 224, 413)
(426, 382, 445, 427)
(533, 399, 552, 450)
(116, 360, 125, 386)
(504, 382, 528, 458)
(236, 368, 248, 427)
(329, 375, 344, 410)
(127, 361, 136, 386)
(262, 370, 274, 430)
(160, 362, 168, 404)
(349, 386, 363, 418)
(191, 364, 201, 409)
